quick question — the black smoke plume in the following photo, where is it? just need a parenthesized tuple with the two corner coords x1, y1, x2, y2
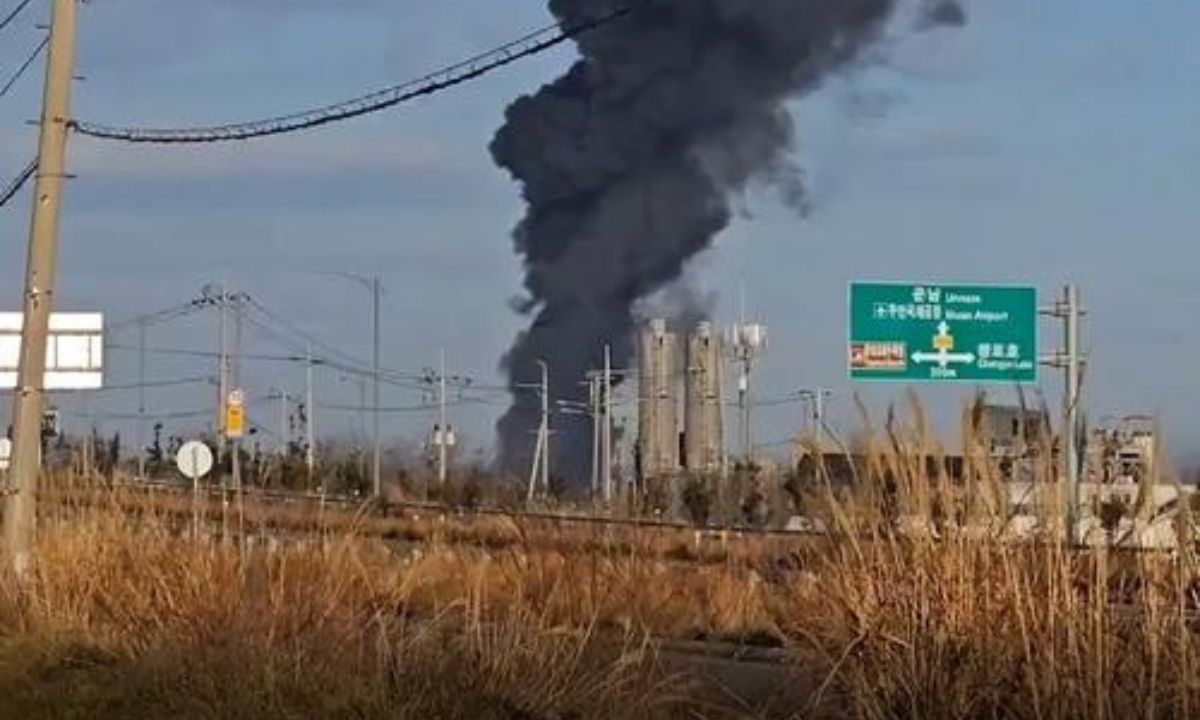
(919, 0, 966, 29)
(492, 0, 937, 480)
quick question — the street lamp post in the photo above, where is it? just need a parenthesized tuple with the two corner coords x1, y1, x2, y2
(320, 272, 383, 499)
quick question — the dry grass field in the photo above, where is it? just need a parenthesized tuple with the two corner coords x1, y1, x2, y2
(4, 412, 1200, 719)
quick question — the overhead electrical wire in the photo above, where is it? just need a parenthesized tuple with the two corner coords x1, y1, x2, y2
(0, 157, 36, 209)
(319, 395, 503, 414)
(105, 343, 308, 363)
(107, 298, 211, 333)
(0, 35, 47, 99)
(90, 375, 214, 393)
(70, 0, 648, 144)
(241, 297, 428, 383)
(0, 0, 36, 35)
(104, 341, 434, 392)
(237, 310, 430, 392)
(106, 296, 433, 391)
(241, 298, 387, 376)
(67, 407, 215, 422)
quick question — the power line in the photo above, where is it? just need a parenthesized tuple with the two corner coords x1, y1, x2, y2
(0, 158, 36, 209)
(241, 298, 379, 376)
(318, 401, 440, 414)
(317, 396, 497, 414)
(105, 343, 304, 363)
(238, 298, 438, 389)
(103, 341, 429, 392)
(0, 35, 47, 99)
(107, 298, 210, 333)
(0, 0, 36, 34)
(64, 407, 214, 422)
(70, 1, 647, 144)
(237, 311, 429, 391)
(89, 375, 214, 393)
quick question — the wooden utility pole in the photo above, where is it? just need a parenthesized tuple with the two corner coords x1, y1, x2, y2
(3, 0, 78, 577)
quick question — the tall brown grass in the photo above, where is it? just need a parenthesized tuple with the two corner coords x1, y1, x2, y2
(0, 513, 700, 719)
(8, 399, 1200, 719)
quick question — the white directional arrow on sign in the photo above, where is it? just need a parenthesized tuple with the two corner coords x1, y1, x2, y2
(912, 350, 977, 368)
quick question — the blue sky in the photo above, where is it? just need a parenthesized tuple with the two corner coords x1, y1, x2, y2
(1, 0, 1197, 467)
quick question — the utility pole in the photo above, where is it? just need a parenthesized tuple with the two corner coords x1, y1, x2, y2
(602, 345, 613, 503)
(215, 285, 228, 476)
(741, 355, 753, 461)
(305, 344, 315, 487)
(136, 318, 147, 480)
(798, 388, 833, 469)
(437, 349, 448, 486)
(274, 389, 289, 454)
(798, 388, 833, 450)
(1063, 285, 1082, 543)
(527, 360, 550, 502)
(3, 0, 78, 577)
(371, 276, 382, 499)
(1041, 284, 1084, 545)
(231, 293, 243, 528)
(590, 376, 600, 497)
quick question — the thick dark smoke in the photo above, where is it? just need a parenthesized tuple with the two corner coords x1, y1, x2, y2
(919, 0, 966, 29)
(491, 0, 938, 480)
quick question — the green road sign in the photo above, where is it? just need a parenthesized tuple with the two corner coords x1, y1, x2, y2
(849, 282, 1038, 383)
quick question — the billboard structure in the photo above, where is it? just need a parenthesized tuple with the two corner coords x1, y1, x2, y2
(0, 312, 104, 390)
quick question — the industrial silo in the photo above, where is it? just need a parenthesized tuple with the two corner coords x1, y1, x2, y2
(685, 321, 725, 475)
(637, 319, 680, 483)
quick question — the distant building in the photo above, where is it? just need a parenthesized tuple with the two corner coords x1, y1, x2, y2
(976, 404, 1047, 461)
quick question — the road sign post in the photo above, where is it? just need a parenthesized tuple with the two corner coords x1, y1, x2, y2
(849, 283, 1038, 383)
(225, 389, 245, 440)
(176, 440, 214, 540)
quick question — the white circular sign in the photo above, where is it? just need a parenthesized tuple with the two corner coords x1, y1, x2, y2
(175, 440, 214, 480)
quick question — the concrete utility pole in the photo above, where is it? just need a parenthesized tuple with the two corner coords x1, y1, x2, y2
(527, 360, 550, 502)
(231, 293, 243, 529)
(590, 376, 600, 497)
(1041, 284, 1084, 545)
(305, 344, 315, 486)
(1063, 285, 1082, 541)
(3, 0, 78, 577)
(602, 345, 613, 503)
(437, 349, 448, 486)
(136, 318, 147, 480)
(370, 276, 381, 498)
(798, 388, 833, 450)
(273, 389, 289, 454)
(798, 388, 834, 473)
(215, 285, 228, 474)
